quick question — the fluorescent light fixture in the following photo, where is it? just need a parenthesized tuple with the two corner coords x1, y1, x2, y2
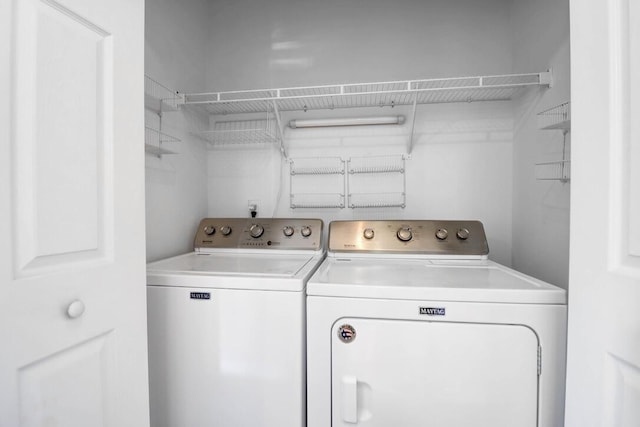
(289, 115, 405, 129)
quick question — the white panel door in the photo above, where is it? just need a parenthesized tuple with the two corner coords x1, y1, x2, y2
(566, 0, 640, 426)
(331, 319, 539, 427)
(0, 0, 148, 426)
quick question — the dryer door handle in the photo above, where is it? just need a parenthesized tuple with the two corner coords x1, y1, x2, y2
(341, 375, 358, 423)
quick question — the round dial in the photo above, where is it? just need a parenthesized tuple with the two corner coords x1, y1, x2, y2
(363, 228, 375, 240)
(456, 228, 470, 240)
(220, 226, 232, 236)
(396, 227, 413, 242)
(300, 226, 312, 237)
(203, 226, 216, 236)
(283, 226, 295, 237)
(435, 228, 448, 240)
(249, 224, 264, 238)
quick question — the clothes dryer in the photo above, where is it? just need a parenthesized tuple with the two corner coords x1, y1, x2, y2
(306, 220, 566, 427)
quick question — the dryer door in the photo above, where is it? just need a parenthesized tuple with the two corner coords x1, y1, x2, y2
(332, 319, 539, 427)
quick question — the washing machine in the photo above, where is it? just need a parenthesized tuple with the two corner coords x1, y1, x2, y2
(147, 218, 324, 427)
(306, 220, 567, 427)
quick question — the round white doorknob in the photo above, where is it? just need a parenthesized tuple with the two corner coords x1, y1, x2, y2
(67, 300, 85, 319)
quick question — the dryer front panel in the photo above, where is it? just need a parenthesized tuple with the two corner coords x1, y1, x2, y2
(331, 318, 539, 427)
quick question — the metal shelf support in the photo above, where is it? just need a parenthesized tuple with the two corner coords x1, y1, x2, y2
(408, 94, 418, 154)
(272, 100, 287, 158)
(536, 101, 571, 182)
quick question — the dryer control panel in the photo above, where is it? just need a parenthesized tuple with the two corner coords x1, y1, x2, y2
(328, 220, 488, 255)
(194, 218, 323, 251)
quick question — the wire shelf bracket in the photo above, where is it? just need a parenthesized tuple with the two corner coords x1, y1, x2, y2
(145, 126, 180, 158)
(538, 101, 570, 130)
(535, 160, 571, 183)
(408, 94, 419, 154)
(536, 101, 571, 183)
(144, 75, 183, 158)
(272, 100, 287, 158)
(145, 75, 185, 114)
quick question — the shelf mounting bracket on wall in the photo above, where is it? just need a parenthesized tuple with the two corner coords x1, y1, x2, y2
(407, 93, 418, 155)
(539, 68, 554, 88)
(558, 129, 570, 183)
(144, 75, 182, 157)
(272, 100, 288, 158)
(535, 101, 571, 182)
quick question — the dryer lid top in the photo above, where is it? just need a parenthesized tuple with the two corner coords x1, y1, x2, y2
(307, 257, 566, 304)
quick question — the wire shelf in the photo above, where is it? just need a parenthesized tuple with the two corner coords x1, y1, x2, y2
(535, 160, 571, 182)
(145, 126, 180, 156)
(348, 155, 405, 174)
(290, 193, 345, 209)
(290, 157, 345, 175)
(538, 102, 571, 130)
(144, 75, 184, 113)
(289, 157, 346, 209)
(536, 103, 571, 183)
(348, 192, 406, 209)
(198, 117, 278, 147)
(183, 71, 552, 114)
(346, 155, 407, 208)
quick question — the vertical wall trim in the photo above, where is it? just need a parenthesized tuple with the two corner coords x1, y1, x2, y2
(608, 0, 640, 277)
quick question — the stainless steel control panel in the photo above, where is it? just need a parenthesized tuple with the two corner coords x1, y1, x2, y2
(328, 220, 489, 255)
(194, 218, 323, 250)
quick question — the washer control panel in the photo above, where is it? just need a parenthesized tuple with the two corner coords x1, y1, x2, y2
(194, 218, 323, 250)
(328, 220, 488, 255)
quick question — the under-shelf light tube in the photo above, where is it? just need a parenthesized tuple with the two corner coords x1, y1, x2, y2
(289, 116, 405, 129)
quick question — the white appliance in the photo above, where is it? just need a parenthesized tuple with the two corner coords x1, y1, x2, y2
(147, 218, 324, 427)
(307, 220, 567, 427)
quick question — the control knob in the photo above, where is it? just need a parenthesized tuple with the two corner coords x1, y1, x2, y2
(301, 226, 312, 237)
(220, 226, 232, 236)
(249, 224, 264, 238)
(396, 227, 413, 242)
(456, 228, 470, 240)
(435, 228, 448, 240)
(203, 226, 216, 236)
(283, 226, 295, 237)
(363, 228, 375, 240)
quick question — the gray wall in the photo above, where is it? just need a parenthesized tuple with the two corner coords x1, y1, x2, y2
(145, 0, 211, 261)
(510, 0, 571, 288)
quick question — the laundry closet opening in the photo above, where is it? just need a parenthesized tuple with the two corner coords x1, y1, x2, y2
(144, 0, 570, 288)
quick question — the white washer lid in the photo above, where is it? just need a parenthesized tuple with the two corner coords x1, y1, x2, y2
(148, 252, 318, 278)
(307, 257, 566, 304)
